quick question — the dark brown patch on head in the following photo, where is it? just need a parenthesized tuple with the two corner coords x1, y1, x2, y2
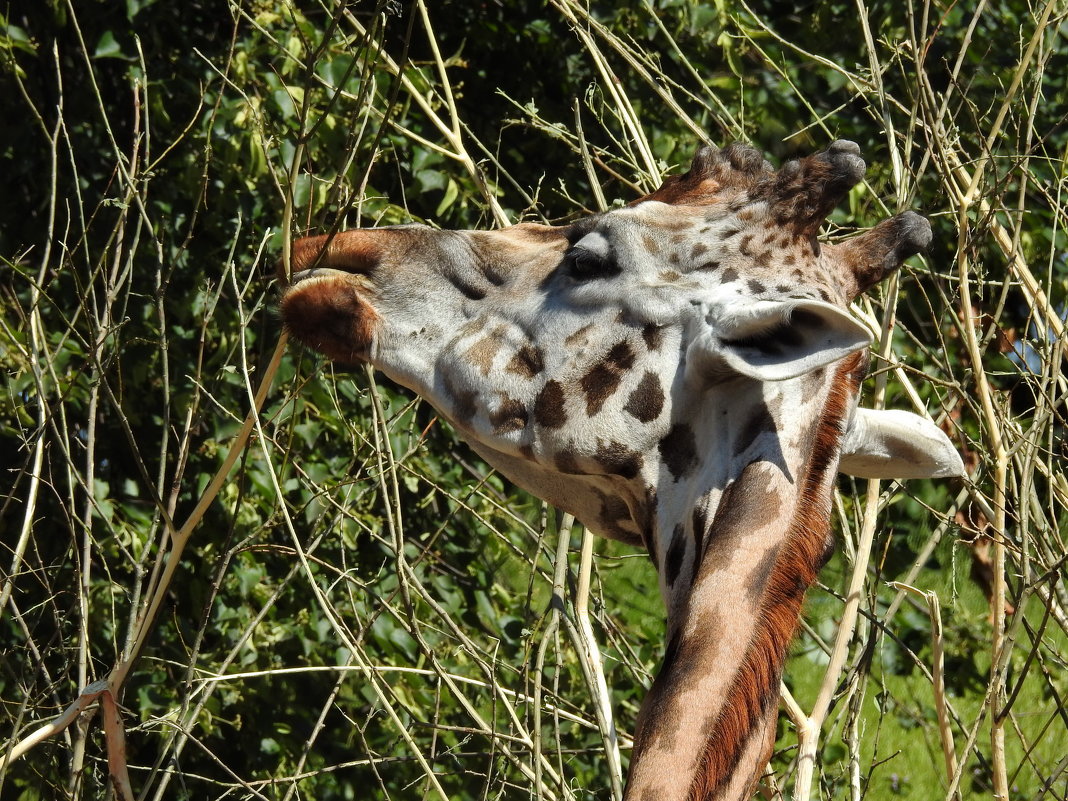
(580, 341, 636, 416)
(464, 332, 503, 376)
(642, 234, 661, 254)
(489, 396, 529, 433)
(623, 371, 665, 423)
(642, 323, 664, 351)
(695, 259, 721, 272)
(721, 267, 739, 283)
(659, 423, 699, 480)
(506, 344, 544, 378)
(739, 234, 754, 256)
(747, 279, 766, 294)
(595, 441, 644, 478)
(691, 243, 708, 259)
(444, 267, 487, 300)
(659, 270, 681, 282)
(533, 380, 567, 428)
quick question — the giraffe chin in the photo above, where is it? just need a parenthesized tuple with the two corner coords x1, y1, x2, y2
(281, 273, 379, 363)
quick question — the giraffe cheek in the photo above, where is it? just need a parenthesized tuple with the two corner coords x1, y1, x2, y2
(281, 276, 380, 363)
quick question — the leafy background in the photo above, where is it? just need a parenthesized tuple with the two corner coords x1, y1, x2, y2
(1, 1, 1066, 800)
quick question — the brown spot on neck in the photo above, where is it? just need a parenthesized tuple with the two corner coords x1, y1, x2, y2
(659, 423, 699, 480)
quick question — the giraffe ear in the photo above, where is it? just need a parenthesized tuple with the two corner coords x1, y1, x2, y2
(689, 298, 872, 382)
(839, 408, 966, 479)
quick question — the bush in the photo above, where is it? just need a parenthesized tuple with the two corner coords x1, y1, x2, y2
(2, 2, 1065, 799)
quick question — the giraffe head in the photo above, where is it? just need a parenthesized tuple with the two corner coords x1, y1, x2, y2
(282, 139, 964, 800)
(281, 141, 962, 548)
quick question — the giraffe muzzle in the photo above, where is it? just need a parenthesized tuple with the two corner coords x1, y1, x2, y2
(280, 266, 380, 363)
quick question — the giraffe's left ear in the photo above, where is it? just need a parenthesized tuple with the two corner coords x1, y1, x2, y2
(688, 298, 872, 382)
(839, 408, 966, 479)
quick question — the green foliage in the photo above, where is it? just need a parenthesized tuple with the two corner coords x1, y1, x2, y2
(1, 1, 1065, 800)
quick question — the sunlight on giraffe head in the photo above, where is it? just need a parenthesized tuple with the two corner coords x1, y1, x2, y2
(281, 140, 965, 801)
(282, 140, 960, 550)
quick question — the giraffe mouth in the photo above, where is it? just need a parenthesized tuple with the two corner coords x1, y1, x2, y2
(289, 266, 339, 284)
(281, 269, 379, 363)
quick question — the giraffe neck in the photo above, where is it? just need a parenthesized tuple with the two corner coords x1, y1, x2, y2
(624, 357, 860, 801)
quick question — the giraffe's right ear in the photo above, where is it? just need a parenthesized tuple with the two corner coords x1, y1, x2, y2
(687, 298, 872, 383)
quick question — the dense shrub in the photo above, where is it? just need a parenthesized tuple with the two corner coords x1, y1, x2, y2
(2, 2, 1064, 799)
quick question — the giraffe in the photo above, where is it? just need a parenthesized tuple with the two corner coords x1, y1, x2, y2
(280, 140, 964, 800)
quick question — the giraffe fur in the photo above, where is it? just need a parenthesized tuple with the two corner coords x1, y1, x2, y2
(280, 140, 964, 800)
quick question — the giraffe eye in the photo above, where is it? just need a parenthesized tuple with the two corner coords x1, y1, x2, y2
(567, 248, 618, 280)
(565, 232, 618, 280)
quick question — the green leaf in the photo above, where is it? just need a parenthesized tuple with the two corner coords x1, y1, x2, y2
(435, 178, 459, 217)
(94, 31, 125, 59)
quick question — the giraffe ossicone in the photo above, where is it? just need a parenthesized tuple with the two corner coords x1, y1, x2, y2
(281, 140, 963, 800)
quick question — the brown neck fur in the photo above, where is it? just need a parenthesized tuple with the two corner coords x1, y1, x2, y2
(627, 352, 865, 801)
(690, 353, 863, 799)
